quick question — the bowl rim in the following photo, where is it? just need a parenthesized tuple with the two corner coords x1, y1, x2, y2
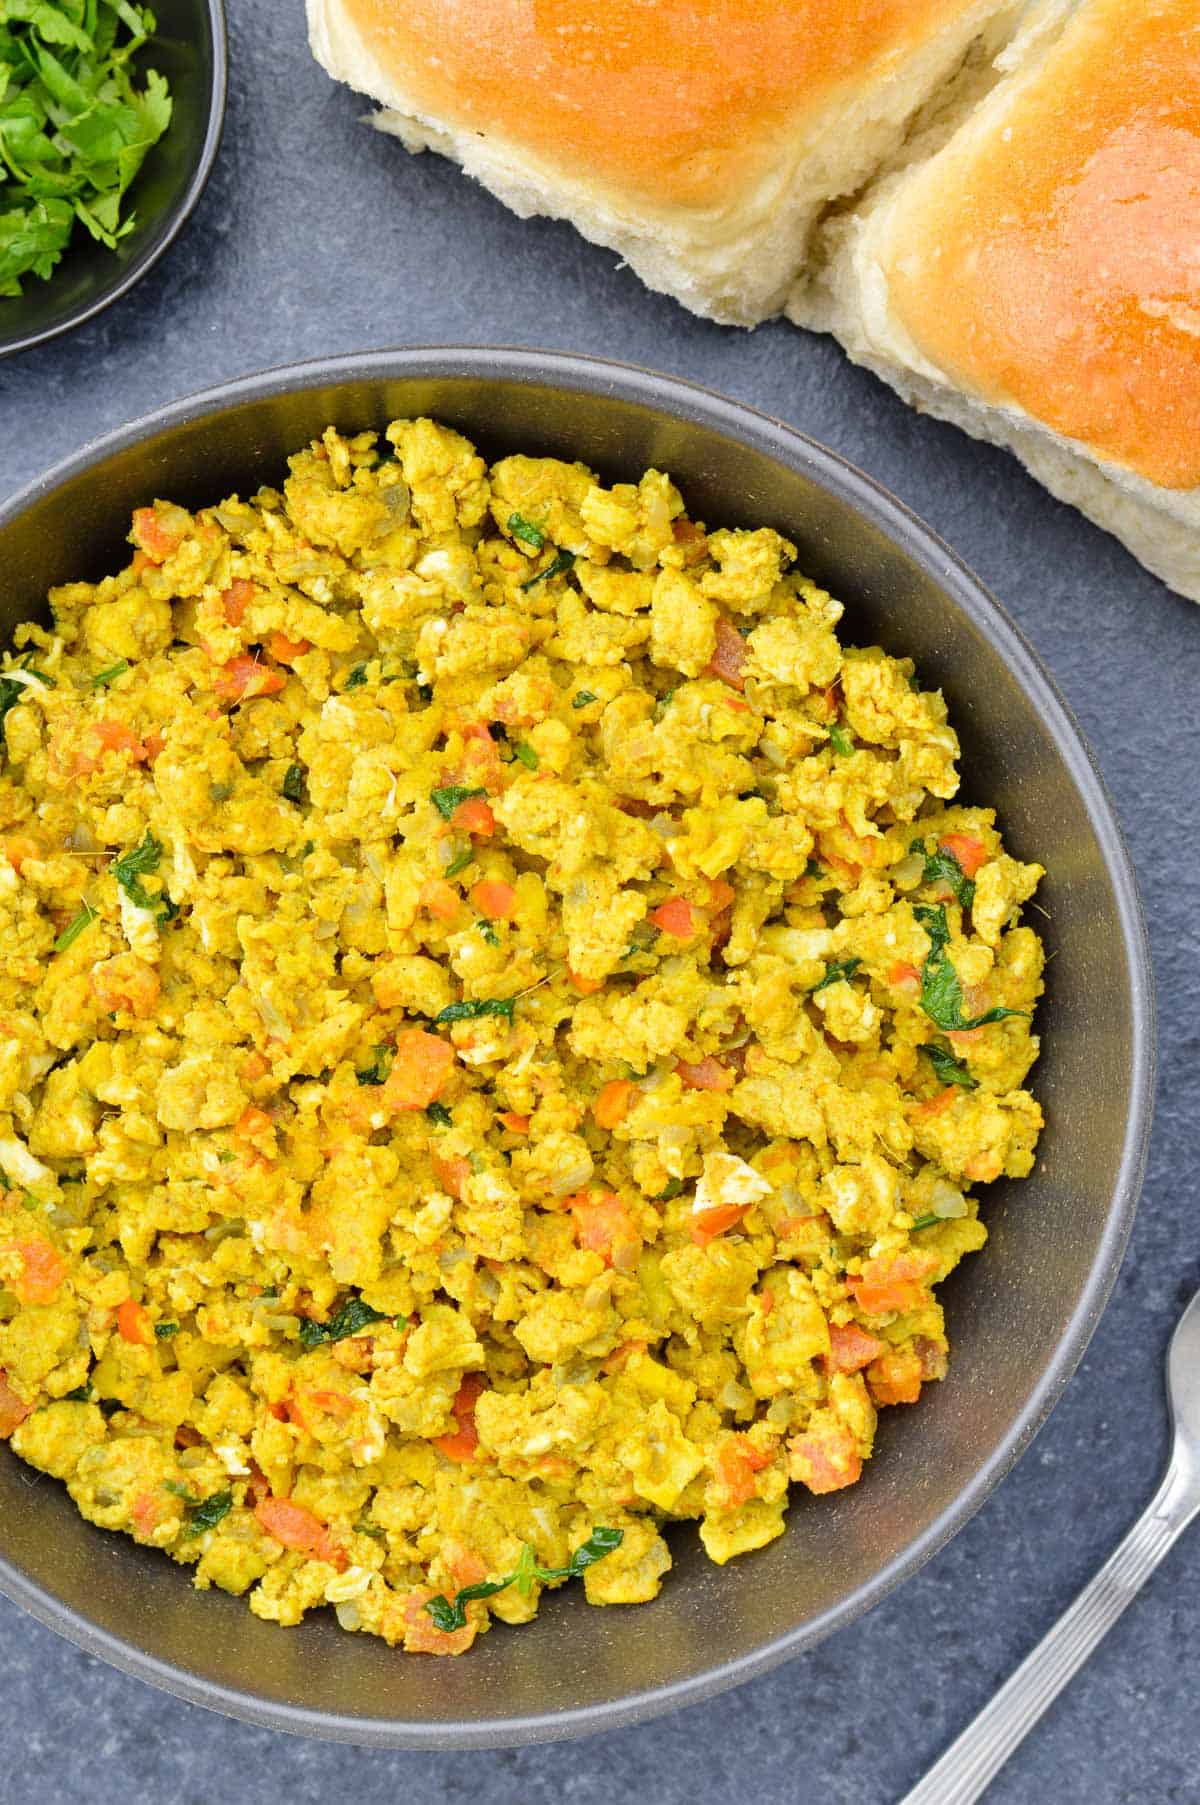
(0, 346, 1156, 1747)
(0, 0, 228, 361)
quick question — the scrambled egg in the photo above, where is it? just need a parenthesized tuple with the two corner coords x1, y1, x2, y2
(0, 420, 1045, 1655)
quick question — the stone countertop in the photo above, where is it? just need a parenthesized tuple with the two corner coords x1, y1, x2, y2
(2, 5, 1198, 1800)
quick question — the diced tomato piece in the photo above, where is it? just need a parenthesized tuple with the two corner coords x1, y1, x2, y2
(593, 1079, 634, 1130)
(142, 731, 165, 762)
(212, 655, 287, 702)
(446, 1543, 489, 1590)
(220, 579, 255, 625)
(964, 1151, 1003, 1183)
(867, 1347, 924, 1406)
(689, 1202, 751, 1247)
(706, 878, 736, 913)
(451, 796, 496, 837)
(130, 507, 182, 565)
(568, 969, 604, 995)
(74, 717, 148, 776)
(939, 833, 988, 878)
(12, 1238, 67, 1305)
(675, 1056, 734, 1093)
(0, 1369, 30, 1438)
(947, 1026, 987, 1049)
(601, 1338, 647, 1375)
(131, 1488, 162, 1537)
(787, 1423, 862, 1494)
(912, 1086, 958, 1121)
(234, 1105, 273, 1140)
(267, 631, 311, 664)
(382, 1029, 455, 1111)
(116, 1297, 152, 1345)
(650, 896, 695, 939)
(848, 1251, 939, 1317)
(2, 834, 41, 871)
(471, 879, 516, 920)
(446, 721, 505, 792)
(254, 1495, 345, 1569)
(434, 1373, 486, 1462)
(91, 955, 160, 1019)
(497, 1111, 530, 1134)
(304, 1387, 357, 1419)
(240, 1051, 271, 1083)
(825, 1321, 887, 1374)
(914, 1335, 950, 1381)
(705, 617, 747, 690)
(714, 1435, 773, 1507)
(432, 1152, 470, 1200)
(419, 878, 462, 922)
(889, 961, 922, 993)
(570, 1193, 642, 1273)
(401, 1587, 478, 1656)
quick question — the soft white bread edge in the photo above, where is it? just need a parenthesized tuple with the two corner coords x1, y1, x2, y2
(308, 0, 1022, 328)
(799, 0, 1200, 603)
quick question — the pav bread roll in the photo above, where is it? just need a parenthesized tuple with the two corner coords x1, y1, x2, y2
(306, 0, 1021, 326)
(803, 0, 1200, 601)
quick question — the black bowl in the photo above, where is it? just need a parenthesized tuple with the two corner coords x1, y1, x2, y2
(0, 0, 226, 358)
(0, 349, 1154, 1746)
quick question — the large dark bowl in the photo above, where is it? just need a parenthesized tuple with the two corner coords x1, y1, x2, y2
(0, 0, 226, 358)
(0, 349, 1153, 1746)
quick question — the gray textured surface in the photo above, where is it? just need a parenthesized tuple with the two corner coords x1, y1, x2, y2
(1, 4, 1198, 1800)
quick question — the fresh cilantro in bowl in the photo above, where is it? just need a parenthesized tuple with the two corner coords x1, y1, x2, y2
(0, 0, 172, 297)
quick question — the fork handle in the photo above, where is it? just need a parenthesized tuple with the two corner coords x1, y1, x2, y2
(898, 1454, 1200, 1805)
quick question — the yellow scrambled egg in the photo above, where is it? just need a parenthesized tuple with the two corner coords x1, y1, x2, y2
(0, 420, 1045, 1654)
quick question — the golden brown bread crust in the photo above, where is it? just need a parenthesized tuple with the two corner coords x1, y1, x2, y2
(880, 0, 1200, 492)
(340, 0, 993, 215)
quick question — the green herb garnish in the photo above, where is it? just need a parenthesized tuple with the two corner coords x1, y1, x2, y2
(521, 549, 574, 590)
(298, 1295, 388, 1350)
(444, 846, 474, 879)
(425, 1101, 452, 1127)
(572, 690, 598, 710)
(654, 1178, 684, 1202)
(922, 1044, 978, 1090)
(282, 763, 305, 803)
(436, 998, 515, 1024)
(828, 723, 854, 757)
(913, 904, 1027, 1033)
(425, 1527, 624, 1633)
(507, 511, 545, 551)
(910, 1213, 941, 1232)
(0, 1, 173, 297)
(431, 784, 486, 821)
(344, 664, 369, 689)
(476, 919, 499, 946)
(809, 956, 862, 995)
(912, 839, 976, 912)
(65, 1382, 94, 1402)
(112, 829, 174, 920)
(54, 899, 95, 952)
(88, 660, 129, 688)
(512, 741, 539, 771)
(181, 1488, 233, 1539)
(154, 1321, 179, 1339)
(356, 1046, 392, 1087)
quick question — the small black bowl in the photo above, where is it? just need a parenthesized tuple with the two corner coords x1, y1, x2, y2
(0, 0, 226, 359)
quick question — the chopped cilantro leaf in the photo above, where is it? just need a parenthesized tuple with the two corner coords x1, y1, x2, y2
(181, 1488, 233, 1539)
(112, 830, 174, 920)
(913, 904, 1027, 1032)
(809, 957, 862, 995)
(507, 512, 545, 551)
(828, 723, 854, 757)
(521, 549, 574, 590)
(356, 1046, 393, 1087)
(922, 1044, 977, 1090)
(911, 838, 976, 912)
(512, 741, 539, 770)
(572, 690, 598, 710)
(431, 785, 486, 821)
(282, 763, 306, 803)
(65, 1383, 94, 1402)
(154, 1322, 179, 1339)
(298, 1295, 388, 1350)
(426, 1102, 452, 1126)
(910, 1213, 941, 1232)
(425, 1527, 623, 1632)
(89, 661, 129, 688)
(436, 998, 515, 1024)
(476, 919, 499, 946)
(344, 664, 369, 689)
(444, 846, 474, 879)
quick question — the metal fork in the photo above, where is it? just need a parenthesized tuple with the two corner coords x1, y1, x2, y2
(900, 1285, 1200, 1804)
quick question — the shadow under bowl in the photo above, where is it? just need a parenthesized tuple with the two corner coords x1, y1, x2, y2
(0, 348, 1154, 1746)
(0, 0, 226, 358)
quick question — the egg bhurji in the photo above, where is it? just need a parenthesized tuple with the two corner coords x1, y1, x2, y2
(0, 421, 1044, 1652)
